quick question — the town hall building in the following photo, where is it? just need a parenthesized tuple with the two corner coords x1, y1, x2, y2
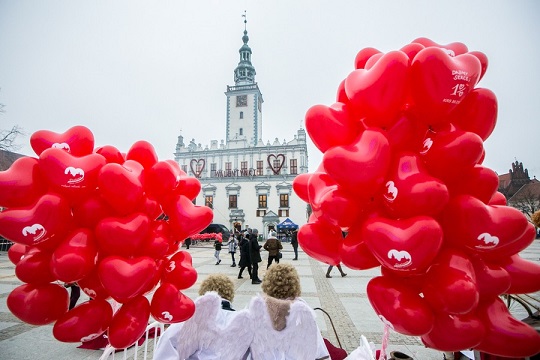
(173, 19, 309, 238)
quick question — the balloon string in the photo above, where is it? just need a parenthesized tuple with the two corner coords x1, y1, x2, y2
(379, 323, 390, 360)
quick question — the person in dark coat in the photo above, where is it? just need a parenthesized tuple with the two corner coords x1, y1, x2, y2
(237, 234, 252, 279)
(249, 229, 262, 284)
(290, 229, 299, 260)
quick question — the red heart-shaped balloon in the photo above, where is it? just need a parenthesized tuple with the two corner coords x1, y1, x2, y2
(354, 47, 382, 69)
(307, 172, 337, 208)
(382, 153, 449, 218)
(7, 283, 69, 325)
(385, 113, 428, 154)
(145, 160, 181, 201)
(7, 243, 28, 265)
(0, 193, 73, 248)
(445, 165, 499, 204)
(420, 129, 484, 183)
(95, 145, 125, 164)
(107, 296, 151, 349)
(316, 188, 365, 229)
(469, 255, 510, 299)
(98, 256, 158, 303)
(468, 51, 488, 82)
(448, 88, 497, 141)
(363, 216, 443, 274)
(474, 297, 540, 358)
(323, 129, 391, 198)
(367, 276, 434, 336)
(0, 157, 47, 208)
(421, 312, 485, 352)
(363, 53, 384, 70)
(98, 160, 145, 215)
(399, 43, 425, 61)
(441, 195, 529, 255)
(77, 267, 110, 300)
(292, 173, 312, 203)
(298, 220, 343, 265)
(411, 38, 468, 56)
(126, 140, 159, 170)
(139, 220, 171, 260)
(15, 247, 57, 284)
(174, 175, 202, 201)
(30, 125, 94, 157)
(499, 254, 540, 294)
(72, 192, 116, 228)
(339, 226, 380, 270)
(409, 47, 481, 125)
(345, 51, 409, 128)
(150, 283, 195, 324)
(163, 194, 213, 241)
(53, 299, 113, 343)
(488, 191, 507, 206)
(95, 212, 150, 257)
(422, 249, 479, 315)
(305, 103, 362, 153)
(161, 251, 198, 290)
(50, 228, 98, 282)
(482, 222, 536, 262)
(39, 148, 106, 202)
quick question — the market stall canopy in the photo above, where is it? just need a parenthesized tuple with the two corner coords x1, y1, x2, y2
(277, 218, 299, 231)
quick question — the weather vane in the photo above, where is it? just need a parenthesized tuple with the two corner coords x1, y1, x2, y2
(242, 10, 247, 31)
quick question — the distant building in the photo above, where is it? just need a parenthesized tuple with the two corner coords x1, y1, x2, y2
(173, 19, 309, 238)
(0, 149, 25, 171)
(498, 161, 540, 221)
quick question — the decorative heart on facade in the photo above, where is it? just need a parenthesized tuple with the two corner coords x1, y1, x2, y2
(267, 154, 285, 175)
(189, 159, 205, 178)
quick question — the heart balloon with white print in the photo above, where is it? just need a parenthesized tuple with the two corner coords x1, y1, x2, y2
(30, 125, 95, 157)
(150, 282, 195, 324)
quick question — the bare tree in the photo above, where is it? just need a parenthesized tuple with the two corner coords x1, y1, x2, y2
(509, 185, 540, 222)
(0, 125, 25, 152)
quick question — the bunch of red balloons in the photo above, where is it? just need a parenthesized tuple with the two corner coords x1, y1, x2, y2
(0, 126, 213, 348)
(294, 38, 540, 357)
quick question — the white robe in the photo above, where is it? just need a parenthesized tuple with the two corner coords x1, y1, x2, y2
(153, 292, 252, 360)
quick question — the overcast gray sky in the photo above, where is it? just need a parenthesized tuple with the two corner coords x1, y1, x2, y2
(1, 1, 538, 178)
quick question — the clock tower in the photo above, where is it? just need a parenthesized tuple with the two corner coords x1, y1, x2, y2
(225, 14, 263, 148)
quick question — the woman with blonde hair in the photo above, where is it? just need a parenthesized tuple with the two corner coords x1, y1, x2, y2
(248, 263, 329, 359)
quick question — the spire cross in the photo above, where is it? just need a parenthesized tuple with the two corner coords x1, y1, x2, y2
(242, 10, 247, 31)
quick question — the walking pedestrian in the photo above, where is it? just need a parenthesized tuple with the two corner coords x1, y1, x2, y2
(248, 229, 262, 284)
(291, 228, 299, 260)
(263, 231, 283, 269)
(214, 239, 222, 265)
(326, 263, 347, 278)
(185, 238, 192, 249)
(227, 234, 238, 267)
(237, 233, 252, 279)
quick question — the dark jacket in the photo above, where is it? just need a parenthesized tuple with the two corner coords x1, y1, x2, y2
(238, 237, 251, 267)
(248, 234, 262, 264)
(291, 231, 298, 247)
(214, 241, 222, 251)
(263, 238, 283, 256)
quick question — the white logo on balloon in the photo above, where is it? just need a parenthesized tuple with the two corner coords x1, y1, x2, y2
(476, 232, 499, 249)
(22, 223, 46, 242)
(420, 138, 433, 155)
(64, 166, 85, 184)
(52, 142, 71, 152)
(387, 249, 412, 268)
(162, 311, 173, 321)
(167, 261, 176, 272)
(384, 181, 398, 202)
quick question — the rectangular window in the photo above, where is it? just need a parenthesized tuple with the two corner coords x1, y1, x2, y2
(257, 210, 267, 217)
(278, 209, 289, 217)
(236, 95, 247, 107)
(257, 161, 263, 176)
(241, 161, 247, 171)
(205, 196, 213, 209)
(280, 194, 289, 208)
(229, 195, 237, 209)
(225, 162, 232, 176)
(258, 194, 267, 209)
(290, 159, 297, 175)
(210, 163, 217, 177)
(273, 159, 281, 174)
(181, 165, 187, 173)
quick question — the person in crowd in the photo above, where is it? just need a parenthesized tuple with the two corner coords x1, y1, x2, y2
(214, 238, 222, 265)
(248, 263, 330, 359)
(227, 234, 238, 267)
(263, 231, 283, 269)
(184, 237, 191, 249)
(326, 263, 347, 278)
(248, 228, 262, 284)
(65, 283, 81, 310)
(237, 232, 252, 279)
(290, 228, 299, 260)
(153, 274, 252, 360)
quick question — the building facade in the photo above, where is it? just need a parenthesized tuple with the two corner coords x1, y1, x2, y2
(173, 20, 309, 238)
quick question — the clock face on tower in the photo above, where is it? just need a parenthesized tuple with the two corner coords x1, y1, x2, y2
(236, 95, 247, 107)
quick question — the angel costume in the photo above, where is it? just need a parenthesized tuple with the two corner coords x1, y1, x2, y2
(247, 294, 330, 360)
(153, 292, 252, 360)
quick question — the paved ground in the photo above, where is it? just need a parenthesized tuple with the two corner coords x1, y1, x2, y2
(1, 239, 539, 360)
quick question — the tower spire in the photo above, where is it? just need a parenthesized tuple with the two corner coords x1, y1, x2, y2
(234, 11, 256, 85)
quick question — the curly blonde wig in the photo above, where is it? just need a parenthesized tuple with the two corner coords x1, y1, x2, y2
(261, 263, 301, 300)
(532, 210, 540, 228)
(198, 274, 235, 302)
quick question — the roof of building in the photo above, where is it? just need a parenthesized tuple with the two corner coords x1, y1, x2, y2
(508, 180, 540, 204)
(0, 150, 26, 171)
